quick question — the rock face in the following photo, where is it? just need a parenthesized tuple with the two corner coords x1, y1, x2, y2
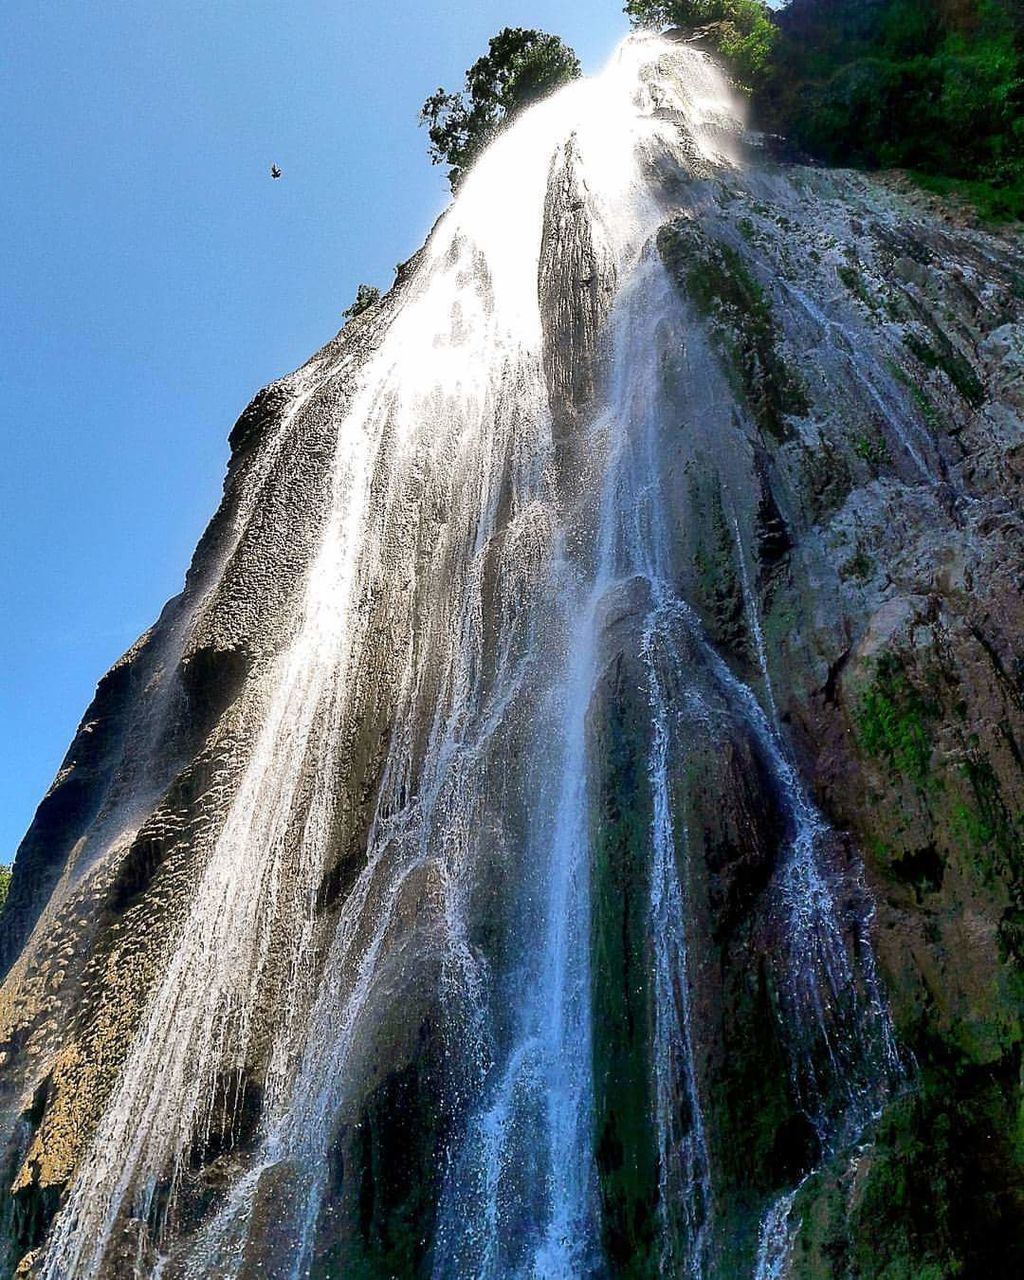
(0, 34, 1022, 1280)
(654, 169, 1024, 1276)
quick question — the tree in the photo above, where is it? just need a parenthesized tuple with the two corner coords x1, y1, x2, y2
(758, 0, 1024, 218)
(625, 1, 777, 92)
(343, 284, 381, 321)
(420, 28, 582, 191)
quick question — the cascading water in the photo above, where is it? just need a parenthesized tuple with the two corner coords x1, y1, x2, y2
(12, 33, 909, 1280)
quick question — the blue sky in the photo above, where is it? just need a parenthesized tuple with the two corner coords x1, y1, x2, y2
(0, 2, 628, 857)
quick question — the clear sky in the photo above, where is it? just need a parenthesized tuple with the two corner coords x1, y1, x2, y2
(0, 2, 629, 857)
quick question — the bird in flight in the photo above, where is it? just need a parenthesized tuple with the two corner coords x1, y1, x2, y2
(270, 164, 282, 179)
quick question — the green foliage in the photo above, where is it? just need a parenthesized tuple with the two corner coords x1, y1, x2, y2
(911, 168, 1024, 222)
(851, 427, 892, 468)
(625, 1, 778, 91)
(759, 0, 1024, 221)
(0, 865, 10, 910)
(343, 283, 381, 320)
(619, 1, 1022, 217)
(420, 28, 581, 191)
(856, 654, 934, 784)
(837, 262, 871, 306)
(903, 332, 985, 407)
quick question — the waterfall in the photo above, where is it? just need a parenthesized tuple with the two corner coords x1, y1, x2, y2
(23, 34, 905, 1280)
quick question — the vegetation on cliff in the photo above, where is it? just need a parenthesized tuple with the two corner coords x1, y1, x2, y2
(657, 219, 809, 442)
(626, 0, 778, 91)
(763, 0, 1024, 220)
(420, 5, 1021, 218)
(627, 0, 1024, 220)
(420, 28, 581, 190)
(343, 283, 381, 321)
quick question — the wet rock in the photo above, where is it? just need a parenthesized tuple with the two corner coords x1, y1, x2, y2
(586, 579, 659, 1275)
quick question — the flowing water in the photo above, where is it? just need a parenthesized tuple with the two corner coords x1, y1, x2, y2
(32, 35, 902, 1280)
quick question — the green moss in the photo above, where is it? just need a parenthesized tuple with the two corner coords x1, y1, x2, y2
(799, 440, 854, 519)
(791, 1047, 1024, 1279)
(888, 359, 947, 434)
(854, 1061, 1024, 1273)
(837, 262, 872, 307)
(705, 945, 818, 1195)
(327, 1031, 450, 1280)
(0, 866, 11, 911)
(688, 473, 747, 658)
(668, 736, 819, 1273)
(903, 333, 985, 409)
(950, 758, 1024, 932)
(658, 222, 809, 442)
(872, 837, 892, 862)
(842, 545, 875, 581)
(908, 383, 942, 433)
(851, 428, 893, 469)
(762, 594, 799, 656)
(856, 655, 935, 784)
(951, 799, 995, 851)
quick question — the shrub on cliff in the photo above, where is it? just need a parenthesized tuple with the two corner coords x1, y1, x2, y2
(343, 284, 381, 321)
(625, 0, 777, 92)
(420, 28, 582, 191)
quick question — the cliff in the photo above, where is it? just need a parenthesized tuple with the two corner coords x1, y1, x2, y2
(0, 35, 1021, 1280)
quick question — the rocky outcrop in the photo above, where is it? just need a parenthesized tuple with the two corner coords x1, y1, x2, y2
(655, 169, 1024, 1275)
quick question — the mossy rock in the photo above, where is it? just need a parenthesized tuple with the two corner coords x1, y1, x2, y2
(658, 221, 809, 442)
(587, 643, 659, 1277)
(855, 653, 937, 786)
(790, 1048, 1024, 1280)
(316, 1021, 450, 1280)
(686, 468, 748, 662)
